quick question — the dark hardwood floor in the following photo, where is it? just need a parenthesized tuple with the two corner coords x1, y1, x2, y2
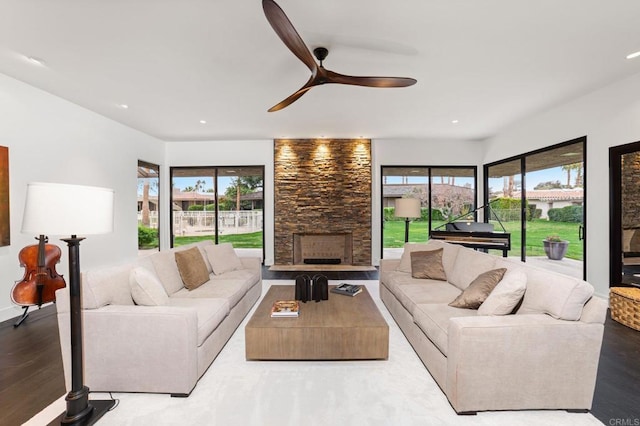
(0, 305, 65, 426)
(1, 268, 639, 426)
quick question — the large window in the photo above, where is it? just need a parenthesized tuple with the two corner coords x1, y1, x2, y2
(170, 166, 264, 258)
(137, 160, 160, 254)
(381, 166, 477, 258)
(484, 137, 585, 278)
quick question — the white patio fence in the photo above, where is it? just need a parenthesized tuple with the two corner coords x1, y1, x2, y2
(138, 210, 262, 236)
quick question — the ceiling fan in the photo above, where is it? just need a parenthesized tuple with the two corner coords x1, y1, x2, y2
(262, 0, 417, 112)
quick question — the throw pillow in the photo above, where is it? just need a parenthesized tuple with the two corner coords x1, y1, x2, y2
(174, 246, 210, 290)
(410, 249, 447, 281)
(449, 268, 507, 309)
(397, 243, 432, 273)
(129, 267, 169, 306)
(204, 243, 244, 275)
(477, 269, 527, 315)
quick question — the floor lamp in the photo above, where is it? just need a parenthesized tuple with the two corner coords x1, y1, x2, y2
(22, 182, 115, 425)
(395, 198, 421, 243)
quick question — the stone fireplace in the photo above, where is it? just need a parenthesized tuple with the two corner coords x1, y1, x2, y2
(274, 139, 372, 265)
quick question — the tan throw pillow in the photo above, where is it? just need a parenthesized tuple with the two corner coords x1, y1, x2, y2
(129, 267, 169, 306)
(204, 243, 244, 275)
(477, 269, 527, 315)
(410, 249, 447, 281)
(449, 268, 507, 309)
(174, 246, 210, 290)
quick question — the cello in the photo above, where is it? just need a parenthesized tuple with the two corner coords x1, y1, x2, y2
(11, 234, 66, 327)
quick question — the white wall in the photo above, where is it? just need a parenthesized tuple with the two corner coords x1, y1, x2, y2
(372, 138, 485, 264)
(483, 71, 640, 298)
(0, 73, 164, 322)
(165, 140, 274, 263)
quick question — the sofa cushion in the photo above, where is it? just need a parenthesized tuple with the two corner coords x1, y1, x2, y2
(413, 303, 478, 356)
(150, 251, 184, 295)
(477, 268, 527, 315)
(171, 278, 247, 309)
(82, 263, 135, 309)
(397, 240, 460, 274)
(175, 247, 210, 290)
(516, 266, 594, 320)
(449, 268, 507, 309)
(209, 268, 261, 292)
(411, 249, 447, 281)
(167, 298, 230, 346)
(394, 282, 462, 315)
(447, 247, 497, 290)
(129, 267, 169, 306)
(205, 243, 244, 275)
(195, 240, 214, 273)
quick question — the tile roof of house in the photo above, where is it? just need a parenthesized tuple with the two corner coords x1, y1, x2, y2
(514, 188, 583, 201)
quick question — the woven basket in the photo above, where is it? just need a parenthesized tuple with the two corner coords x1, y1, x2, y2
(610, 287, 640, 331)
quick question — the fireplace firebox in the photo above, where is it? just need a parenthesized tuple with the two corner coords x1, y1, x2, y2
(293, 233, 353, 265)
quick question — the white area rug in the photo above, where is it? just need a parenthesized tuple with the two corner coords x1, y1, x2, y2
(28, 280, 602, 426)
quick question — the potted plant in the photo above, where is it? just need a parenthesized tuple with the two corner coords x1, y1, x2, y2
(543, 235, 569, 260)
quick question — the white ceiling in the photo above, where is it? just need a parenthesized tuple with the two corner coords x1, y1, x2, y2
(2, 0, 640, 142)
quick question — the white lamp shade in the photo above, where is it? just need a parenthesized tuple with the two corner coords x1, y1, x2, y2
(395, 198, 421, 218)
(21, 182, 114, 236)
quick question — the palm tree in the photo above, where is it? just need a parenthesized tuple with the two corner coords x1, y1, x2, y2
(561, 163, 582, 187)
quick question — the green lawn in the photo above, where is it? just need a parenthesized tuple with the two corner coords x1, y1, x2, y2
(174, 231, 263, 248)
(383, 219, 583, 260)
(171, 220, 583, 260)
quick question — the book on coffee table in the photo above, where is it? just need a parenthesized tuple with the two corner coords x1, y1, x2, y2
(331, 283, 363, 297)
(270, 300, 300, 317)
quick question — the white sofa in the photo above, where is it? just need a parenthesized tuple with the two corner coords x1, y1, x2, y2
(380, 240, 607, 414)
(55, 240, 261, 396)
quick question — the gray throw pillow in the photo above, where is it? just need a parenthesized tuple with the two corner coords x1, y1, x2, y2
(205, 243, 244, 275)
(410, 249, 447, 281)
(449, 268, 507, 309)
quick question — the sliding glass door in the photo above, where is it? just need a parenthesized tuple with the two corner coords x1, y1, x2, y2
(381, 166, 476, 258)
(170, 166, 264, 258)
(484, 138, 585, 278)
(486, 159, 523, 258)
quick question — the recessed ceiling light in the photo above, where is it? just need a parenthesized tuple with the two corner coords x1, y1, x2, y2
(199, 120, 207, 124)
(119, 104, 129, 109)
(626, 51, 640, 59)
(451, 119, 459, 124)
(25, 56, 45, 66)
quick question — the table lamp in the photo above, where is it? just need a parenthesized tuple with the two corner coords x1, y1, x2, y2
(22, 182, 115, 425)
(394, 198, 421, 243)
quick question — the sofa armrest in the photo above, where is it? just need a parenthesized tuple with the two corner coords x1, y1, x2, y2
(379, 259, 400, 273)
(446, 314, 604, 413)
(57, 298, 199, 394)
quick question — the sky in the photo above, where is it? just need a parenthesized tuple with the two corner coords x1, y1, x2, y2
(139, 176, 235, 196)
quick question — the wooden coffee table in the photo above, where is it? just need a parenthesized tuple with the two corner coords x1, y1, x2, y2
(245, 285, 389, 360)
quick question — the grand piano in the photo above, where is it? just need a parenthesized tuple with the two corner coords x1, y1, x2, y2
(429, 203, 511, 257)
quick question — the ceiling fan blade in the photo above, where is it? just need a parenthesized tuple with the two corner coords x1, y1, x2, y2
(268, 78, 316, 112)
(262, 0, 317, 72)
(325, 69, 417, 88)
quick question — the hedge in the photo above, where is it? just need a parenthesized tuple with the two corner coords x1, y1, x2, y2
(138, 225, 157, 248)
(548, 205, 583, 223)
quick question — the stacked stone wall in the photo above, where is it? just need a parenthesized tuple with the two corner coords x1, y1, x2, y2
(274, 139, 371, 265)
